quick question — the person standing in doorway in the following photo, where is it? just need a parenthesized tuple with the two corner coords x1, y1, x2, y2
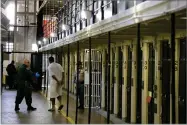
(6, 60, 17, 89)
(47, 56, 64, 112)
(73, 61, 85, 110)
(15, 59, 36, 111)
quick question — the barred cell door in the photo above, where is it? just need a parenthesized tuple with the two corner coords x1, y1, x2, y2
(84, 49, 102, 108)
(161, 40, 171, 124)
(179, 38, 186, 123)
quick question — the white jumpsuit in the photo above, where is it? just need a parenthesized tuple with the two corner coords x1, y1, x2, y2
(48, 62, 64, 98)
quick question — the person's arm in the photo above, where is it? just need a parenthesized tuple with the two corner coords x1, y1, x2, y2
(52, 75, 59, 83)
(48, 66, 60, 84)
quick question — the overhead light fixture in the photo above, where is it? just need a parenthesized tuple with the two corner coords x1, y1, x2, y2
(9, 26, 14, 31)
(62, 24, 70, 31)
(6, 2, 15, 25)
(38, 41, 42, 45)
(81, 10, 92, 20)
(32, 44, 38, 52)
(50, 32, 57, 37)
(43, 37, 47, 43)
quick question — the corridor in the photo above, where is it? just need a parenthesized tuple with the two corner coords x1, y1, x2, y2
(1, 88, 110, 124)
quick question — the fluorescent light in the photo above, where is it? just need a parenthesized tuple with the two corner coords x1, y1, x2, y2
(32, 44, 38, 51)
(50, 32, 57, 37)
(81, 10, 92, 20)
(43, 38, 47, 42)
(62, 24, 70, 31)
(9, 26, 14, 31)
(5, 2, 15, 25)
(81, 11, 87, 19)
(38, 41, 42, 45)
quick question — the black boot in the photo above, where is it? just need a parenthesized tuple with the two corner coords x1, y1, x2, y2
(27, 106, 37, 111)
(15, 104, 20, 111)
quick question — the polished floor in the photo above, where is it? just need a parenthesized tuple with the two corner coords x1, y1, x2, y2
(1, 88, 111, 124)
(41, 88, 112, 124)
(1, 89, 70, 124)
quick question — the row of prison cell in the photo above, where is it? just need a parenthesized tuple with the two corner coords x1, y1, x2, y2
(42, 0, 147, 44)
(41, 37, 186, 124)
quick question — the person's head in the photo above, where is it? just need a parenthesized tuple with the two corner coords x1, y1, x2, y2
(49, 57, 54, 64)
(77, 61, 82, 69)
(11, 60, 15, 64)
(23, 59, 30, 67)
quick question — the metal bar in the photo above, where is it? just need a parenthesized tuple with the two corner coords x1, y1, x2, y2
(75, 41, 79, 124)
(46, 51, 49, 97)
(3, 51, 39, 54)
(66, 44, 70, 117)
(102, 1, 112, 8)
(36, 0, 48, 15)
(88, 37, 92, 123)
(34, 0, 36, 23)
(171, 13, 175, 123)
(79, 0, 82, 30)
(136, 23, 141, 123)
(44, 52, 47, 90)
(1, 44, 4, 94)
(8, 31, 10, 52)
(101, 1, 104, 20)
(112, 0, 117, 15)
(92, 0, 95, 24)
(16, 11, 35, 15)
(107, 31, 111, 124)
(74, 0, 77, 33)
(186, 21, 187, 125)
(9, 25, 38, 27)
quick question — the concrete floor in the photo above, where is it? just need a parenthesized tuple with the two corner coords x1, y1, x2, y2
(1, 89, 70, 124)
(41, 89, 111, 124)
(1, 88, 111, 124)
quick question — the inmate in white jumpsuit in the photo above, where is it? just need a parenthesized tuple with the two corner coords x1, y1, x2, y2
(48, 62, 64, 98)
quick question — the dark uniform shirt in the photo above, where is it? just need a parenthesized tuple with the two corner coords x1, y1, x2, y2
(6, 63, 17, 76)
(17, 64, 33, 84)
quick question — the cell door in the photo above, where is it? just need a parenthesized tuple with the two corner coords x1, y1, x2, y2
(137, 46, 142, 123)
(111, 49, 115, 114)
(118, 47, 123, 118)
(179, 38, 186, 123)
(84, 49, 102, 108)
(126, 46, 132, 123)
(148, 43, 155, 123)
(161, 40, 171, 123)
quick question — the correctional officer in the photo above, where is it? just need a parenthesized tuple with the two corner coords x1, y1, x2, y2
(73, 61, 84, 109)
(15, 59, 36, 111)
